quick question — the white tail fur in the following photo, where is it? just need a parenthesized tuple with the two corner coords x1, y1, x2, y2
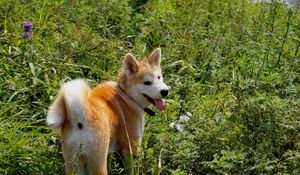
(46, 79, 90, 130)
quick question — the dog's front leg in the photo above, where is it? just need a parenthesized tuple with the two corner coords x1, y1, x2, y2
(121, 147, 139, 174)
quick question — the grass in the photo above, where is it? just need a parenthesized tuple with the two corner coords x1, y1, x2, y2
(1, 0, 300, 174)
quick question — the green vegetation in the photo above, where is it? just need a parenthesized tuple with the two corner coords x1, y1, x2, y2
(1, 0, 299, 174)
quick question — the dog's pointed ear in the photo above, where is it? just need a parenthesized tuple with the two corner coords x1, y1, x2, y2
(148, 48, 161, 67)
(123, 53, 138, 75)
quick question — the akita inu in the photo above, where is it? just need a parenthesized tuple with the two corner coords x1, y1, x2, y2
(46, 48, 169, 175)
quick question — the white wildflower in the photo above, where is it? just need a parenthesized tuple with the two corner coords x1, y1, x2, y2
(186, 112, 192, 117)
(175, 81, 182, 85)
(179, 115, 190, 122)
(169, 122, 175, 128)
(215, 116, 221, 124)
(176, 124, 184, 132)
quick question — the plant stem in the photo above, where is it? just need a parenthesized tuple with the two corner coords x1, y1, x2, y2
(276, 10, 292, 67)
(294, 40, 300, 57)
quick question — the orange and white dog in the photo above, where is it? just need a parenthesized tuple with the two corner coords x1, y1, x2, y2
(46, 48, 169, 175)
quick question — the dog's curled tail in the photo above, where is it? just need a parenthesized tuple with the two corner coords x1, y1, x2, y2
(46, 79, 90, 130)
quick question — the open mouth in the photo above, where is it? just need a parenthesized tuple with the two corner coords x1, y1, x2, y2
(143, 94, 166, 111)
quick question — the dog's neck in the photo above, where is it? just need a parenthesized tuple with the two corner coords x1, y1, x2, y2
(117, 83, 156, 116)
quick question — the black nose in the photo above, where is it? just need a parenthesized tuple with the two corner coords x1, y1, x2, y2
(160, 89, 169, 97)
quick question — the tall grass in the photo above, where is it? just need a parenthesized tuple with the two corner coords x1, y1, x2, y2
(1, 0, 299, 174)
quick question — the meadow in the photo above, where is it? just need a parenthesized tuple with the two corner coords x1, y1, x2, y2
(1, 0, 300, 174)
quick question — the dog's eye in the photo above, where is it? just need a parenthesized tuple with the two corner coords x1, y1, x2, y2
(158, 76, 161, 80)
(144, 81, 152, 85)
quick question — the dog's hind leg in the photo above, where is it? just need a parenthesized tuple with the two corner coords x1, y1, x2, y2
(88, 132, 110, 175)
(77, 152, 88, 175)
(89, 149, 109, 175)
(62, 143, 88, 175)
(62, 147, 75, 175)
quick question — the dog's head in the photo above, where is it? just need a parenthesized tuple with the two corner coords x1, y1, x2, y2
(118, 48, 169, 111)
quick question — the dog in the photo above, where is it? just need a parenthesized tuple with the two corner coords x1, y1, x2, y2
(46, 48, 169, 175)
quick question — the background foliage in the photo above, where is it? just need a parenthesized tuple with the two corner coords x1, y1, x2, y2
(0, 0, 299, 174)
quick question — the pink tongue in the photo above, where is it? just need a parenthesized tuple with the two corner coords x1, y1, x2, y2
(153, 99, 166, 111)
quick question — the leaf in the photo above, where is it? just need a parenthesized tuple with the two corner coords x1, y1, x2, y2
(29, 62, 36, 77)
